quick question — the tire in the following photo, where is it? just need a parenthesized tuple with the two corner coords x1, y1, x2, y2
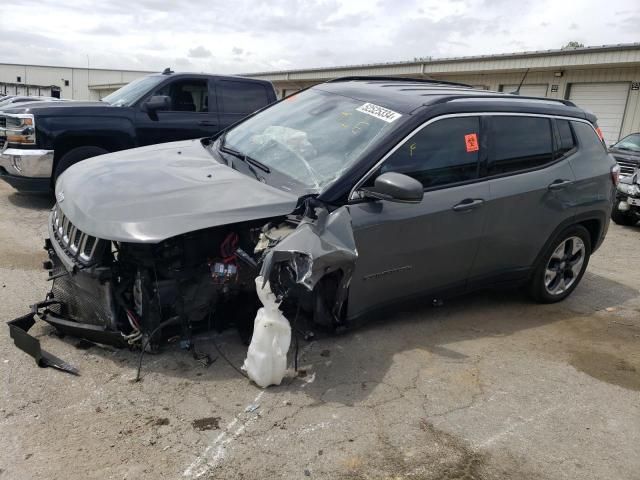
(53, 146, 109, 183)
(611, 209, 637, 226)
(528, 225, 591, 304)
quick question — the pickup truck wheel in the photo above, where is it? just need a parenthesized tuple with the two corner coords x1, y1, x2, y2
(528, 225, 591, 304)
(611, 209, 637, 226)
(53, 146, 109, 183)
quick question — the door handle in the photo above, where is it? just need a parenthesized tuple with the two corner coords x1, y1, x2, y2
(198, 121, 217, 126)
(547, 179, 573, 190)
(452, 198, 485, 212)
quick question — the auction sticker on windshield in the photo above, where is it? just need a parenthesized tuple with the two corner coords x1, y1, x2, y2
(356, 103, 402, 123)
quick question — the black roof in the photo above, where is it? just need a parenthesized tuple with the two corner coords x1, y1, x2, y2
(145, 71, 273, 85)
(316, 77, 592, 121)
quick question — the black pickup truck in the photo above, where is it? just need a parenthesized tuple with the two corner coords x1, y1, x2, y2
(0, 70, 277, 192)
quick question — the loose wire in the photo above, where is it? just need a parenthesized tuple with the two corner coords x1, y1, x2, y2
(135, 316, 180, 381)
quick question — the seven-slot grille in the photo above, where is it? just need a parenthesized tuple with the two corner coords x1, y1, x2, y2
(52, 203, 101, 264)
(615, 158, 638, 177)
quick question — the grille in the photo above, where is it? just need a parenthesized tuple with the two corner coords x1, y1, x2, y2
(615, 159, 638, 177)
(0, 115, 6, 150)
(52, 203, 103, 264)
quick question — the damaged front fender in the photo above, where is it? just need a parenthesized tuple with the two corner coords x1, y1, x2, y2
(260, 206, 357, 325)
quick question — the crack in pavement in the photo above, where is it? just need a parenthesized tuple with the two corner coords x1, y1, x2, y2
(182, 390, 265, 478)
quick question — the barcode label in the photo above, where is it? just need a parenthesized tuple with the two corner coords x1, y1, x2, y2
(356, 103, 402, 123)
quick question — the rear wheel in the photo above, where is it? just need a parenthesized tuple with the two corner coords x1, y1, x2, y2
(611, 208, 637, 226)
(528, 225, 591, 303)
(53, 146, 109, 184)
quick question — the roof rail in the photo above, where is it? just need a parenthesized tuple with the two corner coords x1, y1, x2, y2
(441, 94, 577, 107)
(327, 76, 472, 88)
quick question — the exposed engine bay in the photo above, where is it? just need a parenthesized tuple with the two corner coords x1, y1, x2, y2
(9, 197, 357, 382)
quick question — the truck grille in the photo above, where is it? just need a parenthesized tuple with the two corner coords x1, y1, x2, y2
(0, 116, 6, 150)
(51, 203, 103, 264)
(615, 159, 638, 177)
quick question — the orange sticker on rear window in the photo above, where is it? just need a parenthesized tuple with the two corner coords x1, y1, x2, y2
(465, 133, 479, 152)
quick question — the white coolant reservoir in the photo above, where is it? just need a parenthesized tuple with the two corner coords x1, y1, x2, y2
(242, 276, 291, 388)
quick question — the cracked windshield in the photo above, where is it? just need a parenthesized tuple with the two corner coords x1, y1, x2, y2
(223, 88, 401, 189)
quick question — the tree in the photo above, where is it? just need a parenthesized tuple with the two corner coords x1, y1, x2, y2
(561, 41, 584, 50)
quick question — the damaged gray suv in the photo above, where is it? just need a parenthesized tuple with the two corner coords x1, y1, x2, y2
(10, 77, 619, 364)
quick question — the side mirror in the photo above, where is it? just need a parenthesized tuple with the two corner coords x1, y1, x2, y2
(142, 95, 171, 113)
(359, 172, 424, 203)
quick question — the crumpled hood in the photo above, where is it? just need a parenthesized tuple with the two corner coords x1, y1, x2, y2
(55, 139, 299, 243)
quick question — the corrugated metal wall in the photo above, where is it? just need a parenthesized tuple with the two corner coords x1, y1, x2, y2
(267, 66, 640, 140)
(0, 64, 150, 100)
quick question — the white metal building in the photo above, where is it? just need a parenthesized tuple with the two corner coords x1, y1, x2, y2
(3, 43, 640, 145)
(246, 43, 640, 145)
(0, 64, 152, 101)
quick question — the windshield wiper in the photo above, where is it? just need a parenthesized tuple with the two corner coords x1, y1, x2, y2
(219, 143, 270, 183)
(219, 134, 270, 174)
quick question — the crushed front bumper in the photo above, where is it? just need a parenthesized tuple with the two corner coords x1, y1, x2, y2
(43, 223, 123, 340)
(6, 220, 125, 374)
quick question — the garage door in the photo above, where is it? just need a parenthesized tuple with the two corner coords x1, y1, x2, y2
(569, 83, 629, 145)
(501, 84, 548, 97)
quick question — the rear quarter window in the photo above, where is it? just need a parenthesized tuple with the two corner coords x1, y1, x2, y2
(218, 80, 270, 115)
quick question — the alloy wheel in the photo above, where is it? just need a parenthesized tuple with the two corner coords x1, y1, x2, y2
(543, 236, 585, 296)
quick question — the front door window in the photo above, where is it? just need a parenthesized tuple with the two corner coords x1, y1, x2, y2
(368, 115, 481, 189)
(155, 79, 209, 112)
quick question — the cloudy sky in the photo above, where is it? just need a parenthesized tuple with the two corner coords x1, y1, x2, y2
(1, 0, 639, 74)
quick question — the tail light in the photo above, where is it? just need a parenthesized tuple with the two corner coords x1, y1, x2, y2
(611, 164, 620, 186)
(595, 126, 605, 143)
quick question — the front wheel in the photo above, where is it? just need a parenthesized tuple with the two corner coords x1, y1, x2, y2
(53, 146, 109, 184)
(528, 225, 591, 303)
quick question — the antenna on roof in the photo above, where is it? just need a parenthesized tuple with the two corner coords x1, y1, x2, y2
(162, 67, 174, 75)
(511, 68, 530, 95)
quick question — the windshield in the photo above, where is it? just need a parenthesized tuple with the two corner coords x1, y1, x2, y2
(613, 133, 640, 152)
(102, 75, 165, 107)
(222, 89, 402, 190)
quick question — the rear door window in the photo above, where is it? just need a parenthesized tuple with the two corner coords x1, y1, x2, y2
(218, 80, 270, 115)
(376, 116, 481, 189)
(488, 116, 553, 176)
